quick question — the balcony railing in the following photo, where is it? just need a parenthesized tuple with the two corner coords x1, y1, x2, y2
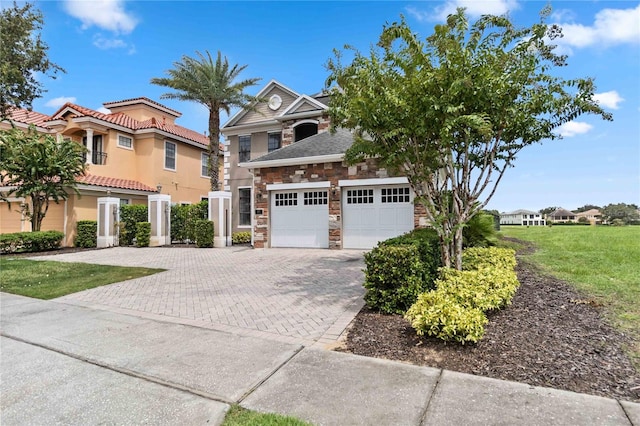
(83, 151, 107, 165)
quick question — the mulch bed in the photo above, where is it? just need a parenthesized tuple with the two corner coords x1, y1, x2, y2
(338, 241, 640, 402)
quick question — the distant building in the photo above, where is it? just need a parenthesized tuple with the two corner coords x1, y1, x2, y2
(500, 209, 546, 226)
(576, 208, 602, 225)
(547, 208, 577, 223)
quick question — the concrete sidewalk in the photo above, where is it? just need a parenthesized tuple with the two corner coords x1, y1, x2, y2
(1, 293, 638, 425)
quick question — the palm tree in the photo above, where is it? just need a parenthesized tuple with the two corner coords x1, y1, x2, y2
(151, 50, 261, 190)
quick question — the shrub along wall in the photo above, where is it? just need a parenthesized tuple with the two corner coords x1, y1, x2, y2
(74, 220, 97, 248)
(0, 231, 64, 254)
(120, 205, 148, 246)
(171, 201, 208, 243)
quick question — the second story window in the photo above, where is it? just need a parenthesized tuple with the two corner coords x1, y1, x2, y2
(165, 141, 176, 170)
(201, 152, 210, 177)
(239, 135, 251, 163)
(268, 132, 281, 152)
(118, 134, 133, 149)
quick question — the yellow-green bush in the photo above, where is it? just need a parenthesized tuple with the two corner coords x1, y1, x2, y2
(405, 246, 519, 343)
(232, 231, 251, 244)
(405, 291, 488, 343)
(462, 246, 516, 271)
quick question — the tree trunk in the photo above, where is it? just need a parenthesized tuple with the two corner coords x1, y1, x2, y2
(31, 196, 43, 231)
(208, 110, 221, 191)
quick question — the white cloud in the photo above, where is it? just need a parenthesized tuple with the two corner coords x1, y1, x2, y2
(93, 36, 127, 50)
(407, 0, 518, 22)
(593, 91, 624, 110)
(557, 121, 593, 137)
(96, 107, 110, 114)
(45, 96, 77, 108)
(554, 4, 640, 49)
(63, 0, 138, 34)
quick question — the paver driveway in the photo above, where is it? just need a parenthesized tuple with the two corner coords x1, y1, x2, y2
(36, 246, 366, 346)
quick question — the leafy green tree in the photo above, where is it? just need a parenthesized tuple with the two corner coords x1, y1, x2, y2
(601, 203, 639, 225)
(0, 2, 64, 119)
(151, 50, 261, 190)
(0, 127, 86, 231)
(326, 8, 611, 269)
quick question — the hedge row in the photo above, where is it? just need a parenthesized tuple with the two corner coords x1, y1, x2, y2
(75, 220, 97, 248)
(405, 247, 519, 344)
(0, 231, 64, 254)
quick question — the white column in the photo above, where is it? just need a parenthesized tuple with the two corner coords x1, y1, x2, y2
(148, 194, 171, 246)
(208, 191, 232, 247)
(85, 128, 93, 165)
(97, 197, 119, 248)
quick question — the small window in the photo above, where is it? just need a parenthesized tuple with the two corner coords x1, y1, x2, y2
(268, 132, 282, 152)
(381, 187, 410, 203)
(165, 141, 176, 170)
(118, 134, 133, 149)
(346, 189, 373, 204)
(201, 152, 210, 177)
(303, 191, 328, 206)
(294, 122, 318, 142)
(239, 188, 251, 226)
(275, 192, 297, 207)
(239, 135, 251, 163)
(119, 199, 130, 206)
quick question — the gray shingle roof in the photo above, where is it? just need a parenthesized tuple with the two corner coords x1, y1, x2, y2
(250, 128, 355, 163)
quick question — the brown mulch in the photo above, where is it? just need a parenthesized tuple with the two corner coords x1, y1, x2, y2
(338, 243, 640, 403)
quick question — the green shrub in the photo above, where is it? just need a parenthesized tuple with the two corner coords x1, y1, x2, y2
(120, 204, 148, 246)
(611, 219, 625, 227)
(232, 231, 251, 244)
(74, 220, 97, 248)
(171, 201, 208, 243)
(0, 231, 64, 254)
(405, 246, 519, 344)
(135, 222, 151, 247)
(462, 246, 517, 271)
(363, 245, 430, 314)
(435, 267, 519, 311)
(193, 219, 214, 248)
(378, 227, 441, 286)
(463, 212, 498, 248)
(405, 291, 488, 343)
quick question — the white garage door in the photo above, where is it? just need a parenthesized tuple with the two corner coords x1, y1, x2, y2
(270, 189, 329, 248)
(343, 186, 414, 249)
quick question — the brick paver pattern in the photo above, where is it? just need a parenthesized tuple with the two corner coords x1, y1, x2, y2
(38, 247, 365, 345)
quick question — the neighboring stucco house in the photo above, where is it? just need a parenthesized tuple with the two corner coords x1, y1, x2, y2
(576, 208, 602, 224)
(0, 97, 215, 246)
(221, 80, 426, 249)
(546, 208, 577, 223)
(500, 209, 546, 226)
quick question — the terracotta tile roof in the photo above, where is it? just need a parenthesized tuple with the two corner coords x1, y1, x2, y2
(103, 97, 182, 117)
(45, 102, 210, 146)
(77, 174, 157, 192)
(5, 108, 52, 127)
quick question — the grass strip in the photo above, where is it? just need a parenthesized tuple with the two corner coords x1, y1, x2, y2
(0, 258, 164, 299)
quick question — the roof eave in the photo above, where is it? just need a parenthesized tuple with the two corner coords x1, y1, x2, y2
(240, 153, 344, 169)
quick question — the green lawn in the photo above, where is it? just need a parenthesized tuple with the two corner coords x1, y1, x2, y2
(0, 258, 164, 299)
(499, 225, 640, 363)
(222, 405, 311, 426)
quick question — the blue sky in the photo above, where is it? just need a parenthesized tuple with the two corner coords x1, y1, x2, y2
(21, 0, 640, 212)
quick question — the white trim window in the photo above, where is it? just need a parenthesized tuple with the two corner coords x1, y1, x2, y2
(268, 132, 281, 152)
(117, 134, 133, 150)
(165, 141, 176, 170)
(239, 135, 251, 163)
(201, 152, 210, 177)
(238, 187, 251, 227)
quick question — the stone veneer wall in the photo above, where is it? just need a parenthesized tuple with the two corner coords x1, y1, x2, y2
(252, 158, 426, 249)
(281, 115, 331, 147)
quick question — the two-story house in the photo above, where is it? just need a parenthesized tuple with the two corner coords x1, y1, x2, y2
(546, 208, 577, 223)
(221, 80, 426, 249)
(0, 97, 215, 246)
(500, 209, 546, 226)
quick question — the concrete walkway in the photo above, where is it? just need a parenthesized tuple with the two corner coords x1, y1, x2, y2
(1, 293, 638, 425)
